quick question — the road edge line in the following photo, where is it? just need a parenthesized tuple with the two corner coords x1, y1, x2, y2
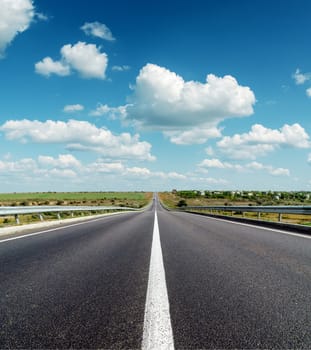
(0, 212, 134, 244)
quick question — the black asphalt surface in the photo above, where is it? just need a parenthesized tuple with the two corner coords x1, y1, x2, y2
(157, 205, 311, 349)
(0, 209, 154, 349)
(0, 198, 311, 349)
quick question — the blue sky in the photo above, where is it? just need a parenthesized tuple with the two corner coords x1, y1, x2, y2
(0, 0, 310, 192)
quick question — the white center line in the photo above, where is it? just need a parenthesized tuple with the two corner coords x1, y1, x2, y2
(142, 210, 174, 350)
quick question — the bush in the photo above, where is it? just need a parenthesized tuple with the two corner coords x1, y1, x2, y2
(177, 199, 188, 207)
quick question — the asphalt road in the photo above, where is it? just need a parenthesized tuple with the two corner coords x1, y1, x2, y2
(0, 209, 154, 349)
(0, 198, 310, 349)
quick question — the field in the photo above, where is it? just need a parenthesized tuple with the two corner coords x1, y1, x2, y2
(0, 192, 153, 227)
(159, 191, 311, 226)
(0, 192, 152, 207)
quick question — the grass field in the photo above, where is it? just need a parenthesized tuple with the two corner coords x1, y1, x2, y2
(0, 192, 153, 227)
(0, 192, 152, 207)
(158, 192, 311, 226)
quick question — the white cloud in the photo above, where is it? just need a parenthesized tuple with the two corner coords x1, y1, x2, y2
(0, 158, 36, 173)
(81, 22, 115, 41)
(308, 153, 311, 163)
(189, 176, 229, 185)
(125, 63, 255, 144)
(166, 172, 187, 180)
(306, 88, 311, 98)
(0, 0, 35, 57)
(268, 167, 290, 176)
(198, 158, 290, 177)
(35, 57, 70, 77)
(198, 158, 242, 170)
(245, 161, 264, 170)
(293, 68, 311, 85)
(217, 123, 311, 159)
(124, 167, 186, 180)
(126, 167, 151, 177)
(35, 42, 108, 79)
(164, 127, 221, 145)
(0, 119, 155, 161)
(38, 154, 81, 169)
(63, 104, 84, 113)
(47, 168, 77, 178)
(199, 158, 227, 168)
(89, 103, 128, 119)
(87, 161, 124, 174)
(246, 161, 290, 176)
(112, 65, 130, 72)
(61, 42, 108, 79)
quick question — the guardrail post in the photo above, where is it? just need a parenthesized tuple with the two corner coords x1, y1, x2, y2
(258, 212, 261, 220)
(15, 214, 20, 225)
(71, 212, 74, 217)
(39, 214, 44, 221)
(57, 213, 61, 220)
(278, 213, 282, 222)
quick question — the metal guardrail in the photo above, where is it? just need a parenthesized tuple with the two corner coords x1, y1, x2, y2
(181, 205, 311, 222)
(0, 205, 139, 224)
(183, 205, 311, 214)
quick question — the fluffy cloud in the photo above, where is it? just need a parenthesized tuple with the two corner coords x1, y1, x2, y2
(61, 42, 108, 79)
(308, 153, 311, 164)
(89, 104, 128, 119)
(0, 119, 155, 161)
(0, 0, 35, 57)
(35, 42, 108, 79)
(198, 158, 290, 176)
(125, 167, 187, 180)
(0, 155, 190, 190)
(198, 158, 242, 170)
(246, 161, 290, 176)
(126, 167, 151, 177)
(81, 22, 115, 41)
(293, 68, 311, 85)
(46, 168, 77, 178)
(35, 57, 70, 77)
(306, 88, 311, 98)
(38, 154, 81, 168)
(199, 158, 229, 169)
(0, 157, 36, 173)
(63, 104, 84, 113)
(164, 127, 221, 145)
(125, 63, 255, 144)
(217, 123, 311, 159)
(87, 161, 124, 174)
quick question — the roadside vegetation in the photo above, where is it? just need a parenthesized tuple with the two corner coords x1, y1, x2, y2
(0, 192, 153, 227)
(0, 191, 152, 207)
(159, 190, 311, 226)
(159, 190, 311, 207)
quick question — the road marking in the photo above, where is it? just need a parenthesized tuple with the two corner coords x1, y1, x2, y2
(0, 212, 132, 244)
(197, 214, 311, 240)
(142, 210, 174, 350)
